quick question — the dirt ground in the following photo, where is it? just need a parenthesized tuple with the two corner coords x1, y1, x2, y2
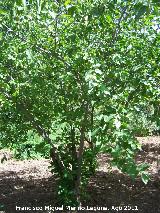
(0, 137, 159, 213)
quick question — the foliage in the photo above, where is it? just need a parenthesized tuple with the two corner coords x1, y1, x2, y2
(0, 0, 160, 206)
(127, 104, 159, 136)
(12, 130, 50, 159)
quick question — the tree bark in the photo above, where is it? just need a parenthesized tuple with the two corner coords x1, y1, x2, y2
(75, 126, 85, 204)
(22, 103, 65, 172)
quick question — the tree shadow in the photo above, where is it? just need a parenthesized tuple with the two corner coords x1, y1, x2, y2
(0, 169, 159, 213)
(0, 171, 57, 213)
(85, 170, 159, 213)
(0, 138, 160, 213)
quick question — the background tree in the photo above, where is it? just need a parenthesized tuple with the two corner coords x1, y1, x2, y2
(0, 0, 159, 206)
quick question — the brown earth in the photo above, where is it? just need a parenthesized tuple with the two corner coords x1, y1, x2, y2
(0, 137, 159, 213)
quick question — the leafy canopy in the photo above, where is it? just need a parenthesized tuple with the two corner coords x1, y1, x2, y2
(0, 0, 160, 206)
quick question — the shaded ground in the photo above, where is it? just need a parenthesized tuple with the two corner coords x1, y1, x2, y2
(0, 137, 159, 213)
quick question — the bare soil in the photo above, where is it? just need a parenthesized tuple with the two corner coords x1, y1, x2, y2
(0, 137, 160, 213)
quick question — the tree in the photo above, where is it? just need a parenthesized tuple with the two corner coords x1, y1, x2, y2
(0, 0, 159, 206)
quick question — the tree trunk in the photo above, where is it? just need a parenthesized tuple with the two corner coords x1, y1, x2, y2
(75, 126, 85, 204)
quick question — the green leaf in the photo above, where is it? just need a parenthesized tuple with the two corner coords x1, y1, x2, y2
(138, 163, 149, 172)
(65, 0, 71, 7)
(22, 0, 27, 7)
(0, 32, 2, 40)
(0, 9, 7, 15)
(141, 173, 150, 185)
(0, 204, 5, 210)
(136, 6, 149, 19)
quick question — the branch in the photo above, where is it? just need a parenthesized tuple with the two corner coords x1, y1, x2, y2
(0, 87, 65, 172)
(70, 125, 78, 163)
(16, 101, 65, 171)
(75, 126, 85, 202)
(110, 5, 130, 46)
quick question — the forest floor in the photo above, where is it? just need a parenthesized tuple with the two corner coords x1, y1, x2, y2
(0, 137, 160, 213)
